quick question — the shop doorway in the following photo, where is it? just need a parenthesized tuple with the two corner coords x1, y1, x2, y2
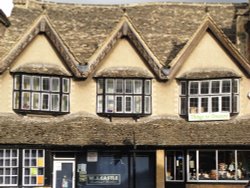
(53, 159, 75, 188)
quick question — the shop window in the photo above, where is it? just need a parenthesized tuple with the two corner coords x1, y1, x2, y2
(165, 151, 184, 181)
(0, 149, 19, 186)
(13, 74, 70, 114)
(179, 79, 239, 121)
(187, 150, 250, 182)
(23, 149, 45, 186)
(96, 78, 151, 116)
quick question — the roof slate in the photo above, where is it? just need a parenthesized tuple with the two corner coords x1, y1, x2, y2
(0, 112, 250, 147)
(0, 1, 247, 68)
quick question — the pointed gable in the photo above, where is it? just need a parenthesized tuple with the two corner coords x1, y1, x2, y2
(85, 15, 167, 80)
(0, 14, 82, 77)
(167, 16, 250, 79)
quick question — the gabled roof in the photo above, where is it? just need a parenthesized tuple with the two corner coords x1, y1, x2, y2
(167, 16, 250, 79)
(0, 14, 82, 77)
(85, 15, 165, 80)
(0, 1, 248, 79)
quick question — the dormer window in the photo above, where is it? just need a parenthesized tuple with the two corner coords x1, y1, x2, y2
(13, 74, 70, 114)
(179, 78, 239, 121)
(96, 78, 151, 116)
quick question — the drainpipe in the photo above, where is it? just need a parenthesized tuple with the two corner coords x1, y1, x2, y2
(133, 131, 136, 188)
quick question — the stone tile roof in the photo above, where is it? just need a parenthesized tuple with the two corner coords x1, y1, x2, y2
(0, 1, 247, 68)
(0, 112, 250, 147)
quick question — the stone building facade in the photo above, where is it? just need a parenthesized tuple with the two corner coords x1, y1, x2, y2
(1, 0, 250, 188)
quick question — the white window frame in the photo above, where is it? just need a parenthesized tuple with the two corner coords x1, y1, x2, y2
(61, 94, 69, 112)
(187, 150, 249, 183)
(21, 92, 31, 110)
(124, 96, 133, 113)
(165, 150, 185, 182)
(183, 79, 235, 115)
(51, 94, 60, 112)
(51, 77, 60, 92)
(32, 76, 40, 91)
(115, 96, 123, 113)
(22, 149, 45, 186)
(41, 77, 50, 92)
(22, 75, 31, 90)
(13, 75, 70, 113)
(31, 93, 40, 111)
(41, 93, 50, 111)
(0, 149, 19, 186)
(97, 78, 152, 115)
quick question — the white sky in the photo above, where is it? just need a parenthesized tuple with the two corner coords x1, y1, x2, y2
(0, 0, 248, 16)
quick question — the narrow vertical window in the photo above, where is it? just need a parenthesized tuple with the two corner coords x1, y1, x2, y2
(42, 77, 50, 91)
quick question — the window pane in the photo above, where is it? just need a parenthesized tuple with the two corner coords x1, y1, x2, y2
(222, 96, 230, 112)
(115, 79, 123, 93)
(166, 151, 184, 181)
(97, 79, 103, 94)
(61, 95, 69, 112)
(63, 78, 70, 93)
(41, 94, 49, 110)
(22, 92, 30, 110)
(212, 97, 219, 112)
(22, 75, 31, 90)
(51, 78, 60, 92)
(180, 81, 186, 95)
(32, 77, 40, 91)
(134, 96, 142, 113)
(14, 75, 20, 90)
(200, 81, 209, 94)
(145, 96, 151, 114)
(51, 94, 60, 111)
(189, 98, 198, 114)
(13, 92, 20, 109)
(115, 96, 123, 113)
(233, 79, 239, 94)
(237, 151, 250, 180)
(188, 151, 197, 180)
(134, 80, 142, 94)
(125, 80, 133, 94)
(218, 151, 235, 180)
(211, 81, 220, 94)
(106, 95, 114, 113)
(199, 151, 216, 180)
(189, 82, 199, 94)
(180, 97, 187, 115)
(42, 77, 50, 91)
(166, 151, 175, 181)
(125, 96, 132, 112)
(145, 80, 151, 95)
(201, 98, 208, 113)
(233, 95, 239, 113)
(222, 80, 231, 93)
(106, 79, 114, 94)
(32, 93, 40, 110)
(97, 95, 103, 113)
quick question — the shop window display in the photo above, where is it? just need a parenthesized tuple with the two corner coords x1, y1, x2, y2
(187, 150, 250, 182)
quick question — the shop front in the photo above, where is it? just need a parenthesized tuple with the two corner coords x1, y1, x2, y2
(52, 150, 155, 188)
(165, 149, 250, 188)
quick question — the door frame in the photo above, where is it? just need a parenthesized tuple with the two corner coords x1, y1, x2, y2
(53, 158, 75, 188)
